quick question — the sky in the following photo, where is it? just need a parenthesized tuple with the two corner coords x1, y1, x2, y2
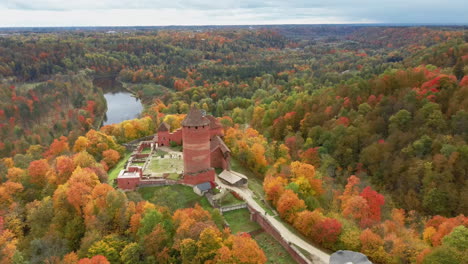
(0, 0, 467, 27)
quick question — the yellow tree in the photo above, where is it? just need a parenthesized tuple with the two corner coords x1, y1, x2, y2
(66, 167, 100, 214)
(73, 136, 89, 153)
(195, 227, 223, 263)
(6, 167, 25, 182)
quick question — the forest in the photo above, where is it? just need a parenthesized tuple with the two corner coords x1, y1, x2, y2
(0, 25, 467, 264)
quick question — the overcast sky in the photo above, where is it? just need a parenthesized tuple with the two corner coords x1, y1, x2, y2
(0, 0, 467, 27)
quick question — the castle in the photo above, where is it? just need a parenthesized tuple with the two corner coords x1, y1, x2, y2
(155, 107, 231, 184)
(116, 107, 231, 190)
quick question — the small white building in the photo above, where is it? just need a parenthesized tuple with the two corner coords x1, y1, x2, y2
(193, 182, 213, 196)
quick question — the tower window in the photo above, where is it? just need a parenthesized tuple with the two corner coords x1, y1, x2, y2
(195, 126, 198, 129)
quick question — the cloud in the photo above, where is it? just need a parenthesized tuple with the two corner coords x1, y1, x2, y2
(0, 8, 372, 27)
(0, 0, 466, 26)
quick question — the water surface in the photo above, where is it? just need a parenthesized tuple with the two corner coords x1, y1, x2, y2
(103, 92, 143, 126)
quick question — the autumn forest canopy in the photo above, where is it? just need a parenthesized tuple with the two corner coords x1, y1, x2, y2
(0, 25, 468, 264)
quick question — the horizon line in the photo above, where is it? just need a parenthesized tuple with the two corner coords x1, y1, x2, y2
(1, 23, 468, 29)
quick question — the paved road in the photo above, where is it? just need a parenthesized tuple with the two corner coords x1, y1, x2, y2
(215, 175, 330, 264)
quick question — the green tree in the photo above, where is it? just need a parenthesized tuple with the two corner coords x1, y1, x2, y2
(120, 242, 142, 264)
(87, 240, 119, 263)
(442, 225, 468, 252)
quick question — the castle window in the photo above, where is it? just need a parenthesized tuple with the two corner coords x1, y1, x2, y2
(195, 126, 198, 129)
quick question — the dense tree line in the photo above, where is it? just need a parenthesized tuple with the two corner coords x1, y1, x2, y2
(1, 25, 467, 263)
(0, 125, 266, 263)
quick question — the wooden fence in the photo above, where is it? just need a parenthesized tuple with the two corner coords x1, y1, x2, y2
(219, 203, 247, 213)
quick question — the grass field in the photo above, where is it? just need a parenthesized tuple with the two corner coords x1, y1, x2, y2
(220, 192, 244, 206)
(107, 150, 132, 185)
(154, 149, 169, 156)
(140, 148, 152, 154)
(137, 185, 211, 211)
(146, 157, 183, 173)
(253, 232, 297, 264)
(170, 145, 183, 152)
(167, 173, 181, 180)
(223, 208, 261, 234)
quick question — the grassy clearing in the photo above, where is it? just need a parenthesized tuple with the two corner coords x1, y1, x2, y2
(169, 145, 183, 152)
(137, 185, 211, 212)
(219, 192, 244, 206)
(147, 157, 183, 173)
(16, 82, 44, 92)
(140, 148, 152, 154)
(253, 232, 297, 264)
(107, 150, 132, 185)
(253, 197, 275, 215)
(167, 173, 181, 180)
(223, 208, 260, 234)
(154, 149, 169, 156)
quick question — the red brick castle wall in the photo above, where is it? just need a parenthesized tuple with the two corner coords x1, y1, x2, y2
(182, 124, 211, 173)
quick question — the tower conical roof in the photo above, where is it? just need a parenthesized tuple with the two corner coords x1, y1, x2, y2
(182, 107, 210, 126)
(157, 122, 170, 132)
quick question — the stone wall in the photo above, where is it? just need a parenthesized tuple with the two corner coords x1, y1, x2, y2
(122, 135, 155, 151)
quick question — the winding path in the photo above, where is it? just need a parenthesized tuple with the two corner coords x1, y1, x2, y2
(215, 175, 331, 264)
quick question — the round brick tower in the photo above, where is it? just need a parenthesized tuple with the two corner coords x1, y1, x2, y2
(182, 107, 211, 174)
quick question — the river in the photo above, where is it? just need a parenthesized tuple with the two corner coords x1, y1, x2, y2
(102, 92, 143, 126)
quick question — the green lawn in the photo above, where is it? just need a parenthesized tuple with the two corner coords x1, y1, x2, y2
(169, 145, 183, 152)
(220, 192, 244, 206)
(137, 185, 211, 212)
(140, 148, 152, 154)
(253, 232, 297, 264)
(154, 149, 169, 156)
(223, 208, 261, 234)
(146, 157, 183, 173)
(107, 150, 132, 186)
(167, 173, 181, 180)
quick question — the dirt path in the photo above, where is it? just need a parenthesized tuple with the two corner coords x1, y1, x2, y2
(215, 175, 330, 264)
